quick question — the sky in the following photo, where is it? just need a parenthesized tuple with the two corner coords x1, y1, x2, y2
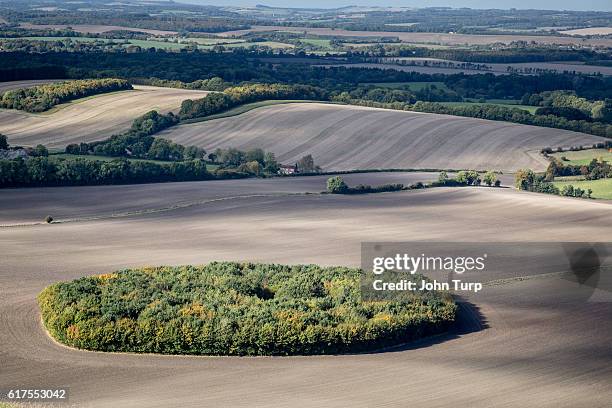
(182, 0, 612, 12)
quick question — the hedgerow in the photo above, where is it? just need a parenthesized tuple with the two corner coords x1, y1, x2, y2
(0, 78, 132, 112)
(38, 262, 456, 356)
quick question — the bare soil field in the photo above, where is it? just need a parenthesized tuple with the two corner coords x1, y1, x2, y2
(161, 103, 604, 172)
(0, 172, 466, 226)
(377, 58, 612, 76)
(216, 25, 612, 47)
(18, 23, 177, 36)
(560, 27, 612, 36)
(0, 79, 61, 94)
(0, 85, 208, 148)
(1, 184, 611, 407)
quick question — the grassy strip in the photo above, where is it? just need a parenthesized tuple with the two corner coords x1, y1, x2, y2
(38, 262, 456, 356)
(551, 149, 612, 166)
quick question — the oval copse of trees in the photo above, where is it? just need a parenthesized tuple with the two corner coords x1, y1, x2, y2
(38, 262, 456, 356)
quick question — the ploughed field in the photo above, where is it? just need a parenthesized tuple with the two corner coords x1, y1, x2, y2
(0, 84, 209, 148)
(161, 103, 604, 172)
(1, 178, 612, 407)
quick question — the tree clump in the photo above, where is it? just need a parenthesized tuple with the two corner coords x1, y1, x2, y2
(38, 262, 456, 356)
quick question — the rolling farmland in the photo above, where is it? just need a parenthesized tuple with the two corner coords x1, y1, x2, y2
(373, 58, 612, 76)
(161, 103, 604, 172)
(215, 25, 612, 48)
(0, 85, 208, 148)
(18, 23, 178, 36)
(1, 182, 611, 407)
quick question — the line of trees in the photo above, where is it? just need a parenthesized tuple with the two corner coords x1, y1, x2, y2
(179, 83, 329, 120)
(326, 171, 500, 194)
(326, 176, 404, 194)
(0, 78, 131, 112)
(411, 101, 612, 138)
(0, 156, 212, 188)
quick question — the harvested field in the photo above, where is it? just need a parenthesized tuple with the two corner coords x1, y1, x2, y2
(0, 79, 62, 94)
(0, 85, 208, 148)
(215, 25, 612, 47)
(560, 27, 612, 36)
(161, 103, 604, 172)
(18, 23, 177, 36)
(1, 183, 611, 407)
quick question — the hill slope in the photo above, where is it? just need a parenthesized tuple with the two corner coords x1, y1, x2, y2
(161, 103, 604, 172)
(0, 85, 209, 148)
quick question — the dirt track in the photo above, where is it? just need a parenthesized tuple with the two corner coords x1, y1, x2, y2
(161, 103, 604, 172)
(0, 85, 208, 148)
(1, 179, 611, 407)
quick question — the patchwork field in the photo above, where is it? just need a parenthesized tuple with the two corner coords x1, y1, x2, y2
(161, 103, 604, 172)
(215, 25, 612, 47)
(18, 23, 178, 36)
(1, 182, 611, 407)
(321, 62, 612, 76)
(0, 85, 209, 148)
(378, 58, 612, 76)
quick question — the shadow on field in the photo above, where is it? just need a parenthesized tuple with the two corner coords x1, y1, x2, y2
(359, 299, 488, 355)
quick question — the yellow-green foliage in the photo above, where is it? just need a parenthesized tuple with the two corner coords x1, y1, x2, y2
(38, 262, 456, 356)
(0, 78, 132, 112)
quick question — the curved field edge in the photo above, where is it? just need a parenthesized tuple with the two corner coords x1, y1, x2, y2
(180, 99, 333, 124)
(37, 262, 456, 356)
(0, 86, 209, 148)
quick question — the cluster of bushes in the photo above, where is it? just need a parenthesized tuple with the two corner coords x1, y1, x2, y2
(514, 169, 592, 198)
(545, 158, 611, 181)
(38, 262, 456, 355)
(0, 157, 211, 188)
(131, 77, 229, 91)
(326, 176, 404, 194)
(523, 91, 612, 124)
(326, 171, 500, 195)
(0, 79, 131, 112)
(432, 170, 500, 187)
(179, 83, 329, 120)
(210, 147, 280, 175)
(66, 111, 202, 161)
